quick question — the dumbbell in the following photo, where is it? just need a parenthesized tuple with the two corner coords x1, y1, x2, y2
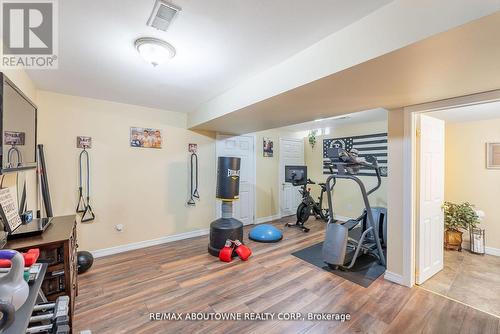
(30, 296, 69, 320)
(0, 249, 40, 268)
(26, 296, 69, 333)
(26, 315, 69, 333)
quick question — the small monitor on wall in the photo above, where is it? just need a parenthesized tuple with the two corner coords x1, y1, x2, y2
(285, 165, 307, 186)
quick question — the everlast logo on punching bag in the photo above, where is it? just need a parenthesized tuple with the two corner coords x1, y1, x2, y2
(216, 157, 241, 201)
(227, 169, 240, 179)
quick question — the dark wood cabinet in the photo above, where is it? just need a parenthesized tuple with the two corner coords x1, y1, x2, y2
(5, 215, 78, 328)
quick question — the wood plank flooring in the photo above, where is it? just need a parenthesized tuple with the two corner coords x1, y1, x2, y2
(74, 217, 500, 333)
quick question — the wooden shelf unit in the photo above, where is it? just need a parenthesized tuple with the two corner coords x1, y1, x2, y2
(6, 215, 78, 328)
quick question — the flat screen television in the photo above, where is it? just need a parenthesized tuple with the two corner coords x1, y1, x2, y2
(0, 73, 37, 173)
(284, 165, 307, 186)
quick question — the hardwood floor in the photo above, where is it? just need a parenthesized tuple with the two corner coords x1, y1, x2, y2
(74, 217, 500, 333)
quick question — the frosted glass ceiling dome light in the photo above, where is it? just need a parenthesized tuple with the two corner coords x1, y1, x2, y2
(134, 37, 176, 66)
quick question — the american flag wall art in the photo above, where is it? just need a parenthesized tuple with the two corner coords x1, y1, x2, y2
(322, 133, 388, 177)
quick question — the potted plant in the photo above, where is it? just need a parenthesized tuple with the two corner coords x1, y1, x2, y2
(442, 201, 480, 251)
(308, 130, 317, 149)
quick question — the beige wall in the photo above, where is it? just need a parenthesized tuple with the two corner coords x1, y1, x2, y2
(36, 91, 217, 251)
(304, 121, 388, 219)
(445, 118, 500, 250)
(253, 128, 302, 219)
(387, 108, 405, 278)
(0, 69, 37, 103)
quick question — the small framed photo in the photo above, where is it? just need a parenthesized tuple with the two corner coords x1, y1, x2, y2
(4, 131, 25, 145)
(77, 136, 92, 149)
(486, 143, 500, 169)
(263, 137, 273, 157)
(130, 127, 162, 149)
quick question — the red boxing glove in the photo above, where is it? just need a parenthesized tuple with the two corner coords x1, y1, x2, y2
(234, 240, 252, 261)
(219, 240, 234, 262)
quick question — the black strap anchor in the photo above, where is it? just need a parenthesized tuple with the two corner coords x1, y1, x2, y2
(77, 148, 95, 222)
(187, 152, 199, 206)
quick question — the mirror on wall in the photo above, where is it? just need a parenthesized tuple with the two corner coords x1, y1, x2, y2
(0, 73, 37, 172)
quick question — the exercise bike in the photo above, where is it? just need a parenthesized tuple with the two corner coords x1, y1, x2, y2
(284, 166, 330, 233)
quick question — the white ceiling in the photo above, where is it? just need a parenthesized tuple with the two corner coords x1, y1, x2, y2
(192, 11, 500, 133)
(280, 108, 387, 133)
(26, 0, 392, 112)
(428, 101, 500, 123)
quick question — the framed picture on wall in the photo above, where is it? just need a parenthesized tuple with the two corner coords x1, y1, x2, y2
(486, 142, 500, 169)
(130, 127, 162, 149)
(263, 137, 273, 157)
(4, 131, 25, 146)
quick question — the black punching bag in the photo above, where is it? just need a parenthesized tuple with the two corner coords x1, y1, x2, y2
(208, 157, 244, 256)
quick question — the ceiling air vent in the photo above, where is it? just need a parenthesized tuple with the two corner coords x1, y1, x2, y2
(147, 1, 181, 32)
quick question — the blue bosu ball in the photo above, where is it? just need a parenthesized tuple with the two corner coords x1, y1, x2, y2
(248, 224, 283, 243)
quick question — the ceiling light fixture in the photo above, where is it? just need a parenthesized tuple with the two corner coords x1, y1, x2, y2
(134, 37, 176, 66)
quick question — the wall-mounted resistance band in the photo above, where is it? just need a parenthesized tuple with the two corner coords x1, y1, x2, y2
(5, 146, 27, 215)
(77, 148, 95, 222)
(187, 150, 200, 206)
(7, 146, 22, 168)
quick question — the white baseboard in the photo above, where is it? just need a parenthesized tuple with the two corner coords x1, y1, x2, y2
(485, 246, 500, 257)
(460, 241, 500, 257)
(255, 214, 281, 224)
(384, 270, 405, 286)
(91, 228, 210, 258)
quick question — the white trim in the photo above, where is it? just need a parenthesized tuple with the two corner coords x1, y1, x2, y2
(92, 228, 210, 258)
(403, 89, 500, 287)
(402, 107, 416, 287)
(255, 214, 282, 224)
(278, 137, 305, 217)
(256, 214, 353, 224)
(462, 241, 500, 257)
(485, 247, 500, 257)
(253, 133, 257, 224)
(384, 270, 405, 286)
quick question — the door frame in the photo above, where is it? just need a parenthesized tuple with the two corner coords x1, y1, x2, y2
(401, 89, 500, 287)
(215, 134, 257, 224)
(278, 137, 305, 218)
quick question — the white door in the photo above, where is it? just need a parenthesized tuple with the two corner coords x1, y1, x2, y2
(417, 115, 445, 284)
(279, 138, 305, 217)
(216, 135, 255, 225)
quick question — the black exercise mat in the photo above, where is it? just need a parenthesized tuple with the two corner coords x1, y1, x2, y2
(291, 242, 385, 288)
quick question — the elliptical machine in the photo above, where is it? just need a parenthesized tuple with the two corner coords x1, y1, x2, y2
(284, 166, 329, 233)
(322, 148, 386, 270)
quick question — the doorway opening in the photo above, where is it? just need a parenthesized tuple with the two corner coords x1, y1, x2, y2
(407, 91, 500, 317)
